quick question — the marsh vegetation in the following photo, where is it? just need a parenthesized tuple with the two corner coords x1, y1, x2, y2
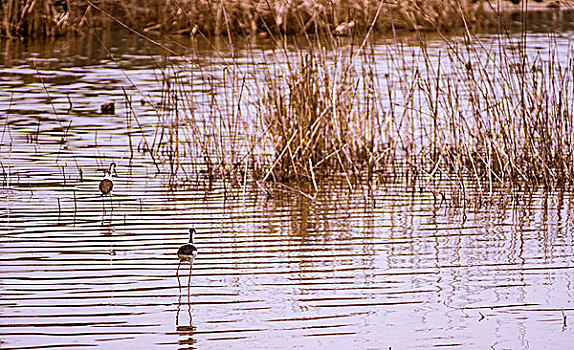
(2, 2, 574, 350)
(1, 0, 492, 38)
(144, 27, 574, 194)
(2, 1, 573, 196)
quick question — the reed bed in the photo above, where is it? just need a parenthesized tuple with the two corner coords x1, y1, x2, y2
(1, 0, 491, 38)
(1, 0, 63, 37)
(427, 36, 574, 189)
(256, 49, 392, 184)
(342, 32, 574, 190)
(6, 0, 573, 192)
(151, 28, 574, 191)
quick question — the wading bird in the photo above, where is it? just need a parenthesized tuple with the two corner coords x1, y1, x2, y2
(99, 162, 116, 195)
(177, 228, 198, 293)
(99, 162, 116, 214)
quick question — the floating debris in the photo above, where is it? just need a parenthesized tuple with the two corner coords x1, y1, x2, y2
(101, 102, 115, 114)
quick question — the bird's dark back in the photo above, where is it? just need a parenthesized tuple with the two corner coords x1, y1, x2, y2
(178, 244, 197, 258)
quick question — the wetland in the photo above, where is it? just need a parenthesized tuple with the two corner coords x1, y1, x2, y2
(2, 15, 574, 350)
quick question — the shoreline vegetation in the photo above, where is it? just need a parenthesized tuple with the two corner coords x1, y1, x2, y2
(151, 24, 574, 193)
(0, 0, 564, 38)
(4, 0, 574, 194)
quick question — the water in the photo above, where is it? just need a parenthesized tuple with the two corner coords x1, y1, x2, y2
(2, 31, 574, 349)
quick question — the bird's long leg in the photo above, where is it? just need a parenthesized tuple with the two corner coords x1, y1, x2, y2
(186, 299, 192, 322)
(109, 194, 114, 216)
(187, 261, 193, 298)
(176, 261, 182, 293)
(187, 284, 191, 305)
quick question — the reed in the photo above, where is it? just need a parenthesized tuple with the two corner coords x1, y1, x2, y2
(259, 37, 574, 190)
(440, 36, 574, 189)
(379, 29, 574, 190)
(134, 9, 574, 192)
(148, 60, 256, 187)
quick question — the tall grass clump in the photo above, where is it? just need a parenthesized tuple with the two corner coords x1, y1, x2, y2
(156, 31, 574, 191)
(249, 29, 574, 190)
(88, 1, 574, 192)
(257, 49, 392, 183)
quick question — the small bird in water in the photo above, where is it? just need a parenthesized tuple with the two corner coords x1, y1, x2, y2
(177, 228, 198, 293)
(99, 162, 116, 196)
(99, 162, 116, 215)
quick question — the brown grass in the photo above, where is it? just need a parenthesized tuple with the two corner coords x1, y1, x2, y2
(257, 50, 391, 184)
(10, 0, 572, 192)
(135, 19, 574, 192)
(1, 0, 492, 38)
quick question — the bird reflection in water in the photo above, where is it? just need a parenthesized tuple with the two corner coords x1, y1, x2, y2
(176, 292, 197, 348)
(99, 224, 116, 257)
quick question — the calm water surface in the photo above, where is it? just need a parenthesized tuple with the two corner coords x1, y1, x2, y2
(2, 31, 574, 349)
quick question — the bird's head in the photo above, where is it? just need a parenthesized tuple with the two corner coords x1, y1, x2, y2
(108, 162, 117, 177)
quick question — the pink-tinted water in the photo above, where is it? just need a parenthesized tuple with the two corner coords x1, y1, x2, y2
(1, 32, 574, 350)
